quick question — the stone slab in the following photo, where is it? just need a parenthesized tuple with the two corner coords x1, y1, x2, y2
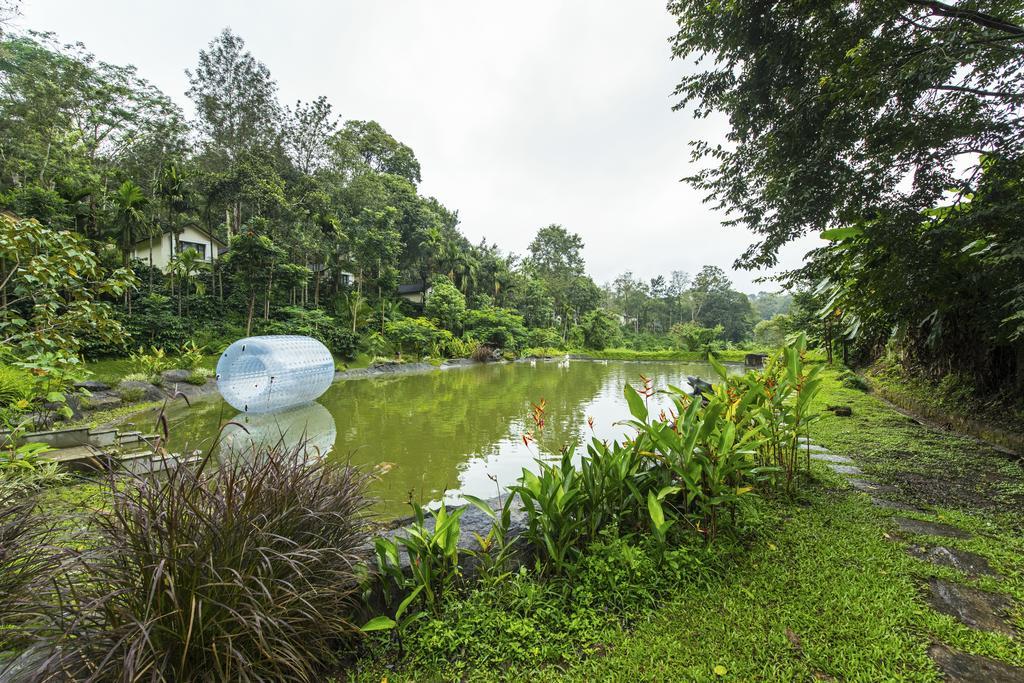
(928, 579, 1016, 636)
(909, 546, 997, 578)
(929, 643, 1024, 683)
(830, 464, 864, 476)
(812, 452, 854, 464)
(848, 479, 899, 496)
(871, 497, 926, 513)
(895, 517, 972, 539)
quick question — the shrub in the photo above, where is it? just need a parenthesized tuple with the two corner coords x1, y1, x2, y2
(116, 386, 146, 403)
(0, 364, 30, 409)
(129, 345, 171, 383)
(119, 372, 151, 383)
(42, 446, 371, 681)
(524, 327, 563, 349)
(462, 306, 527, 351)
(670, 321, 723, 351)
(185, 367, 214, 386)
(578, 310, 621, 351)
(385, 317, 440, 359)
(841, 373, 871, 392)
(263, 307, 359, 359)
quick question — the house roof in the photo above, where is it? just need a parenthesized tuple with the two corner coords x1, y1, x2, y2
(134, 224, 227, 248)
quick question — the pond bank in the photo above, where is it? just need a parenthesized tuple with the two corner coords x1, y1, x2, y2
(351, 367, 1024, 681)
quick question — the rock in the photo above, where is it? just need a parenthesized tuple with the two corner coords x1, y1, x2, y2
(160, 369, 193, 384)
(830, 464, 863, 476)
(116, 380, 166, 403)
(848, 479, 899, 496)
(74, 380, 110, 392)
(871, 497, 926, 513)
(81, 393, 121, 412)
(811, 452, 854, 464)
(928, 643, 1024, 683)
(894, 517, 972, 539)
(928, 579, 1016, 636)
(909, 546, 997, 578)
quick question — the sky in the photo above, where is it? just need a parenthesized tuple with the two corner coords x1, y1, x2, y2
(18, 0, 817, 293)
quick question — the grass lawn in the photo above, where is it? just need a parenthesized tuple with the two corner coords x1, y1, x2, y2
(347, 367, 1024, 681)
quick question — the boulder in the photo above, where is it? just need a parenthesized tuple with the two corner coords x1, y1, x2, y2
(117, 380, 166, 403)
(160, 369, 193, 385)
(74, 380, 110, 392)
(81, 393, 121, 412)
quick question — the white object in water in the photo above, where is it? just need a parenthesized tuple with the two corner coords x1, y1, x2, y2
(216, 335, 334, 413)
(219, 401, 336, 460)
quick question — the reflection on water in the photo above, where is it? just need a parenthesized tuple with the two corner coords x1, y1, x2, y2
(162, 359, 741, 517)
(219, 401, 337, 462)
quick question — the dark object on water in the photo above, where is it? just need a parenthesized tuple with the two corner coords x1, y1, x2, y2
(745, 353, 768, 367)
(827, 405, 853, 417)
(687, 376, 714, 397)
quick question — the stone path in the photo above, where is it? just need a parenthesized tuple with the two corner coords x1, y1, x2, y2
(809, 442, 1024, 681)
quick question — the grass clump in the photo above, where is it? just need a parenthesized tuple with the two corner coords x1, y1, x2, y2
(0, 490, 63, 659)
(39, 446, 371, 682)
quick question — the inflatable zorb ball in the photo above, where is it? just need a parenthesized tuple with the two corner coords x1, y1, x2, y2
(216, 335, 334, 414)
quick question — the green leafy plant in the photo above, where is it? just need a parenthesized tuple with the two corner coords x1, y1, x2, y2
(129, 345, 171, 383)
(178, 340, 205, 370)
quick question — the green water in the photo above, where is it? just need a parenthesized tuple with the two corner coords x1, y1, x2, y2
(153, 359, 741, 517)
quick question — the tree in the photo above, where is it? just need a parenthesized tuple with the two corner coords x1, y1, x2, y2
(111, 180, 149, 266)
(578, 309, 622, 351)
(754, 314, 792, 349)
(221, 232, 283, 335)
(669, 0, 1024, 269)
(0, 214, 138, 355)
(699, 289, 755, 343)
(689, 266, 731, 323)
(330, 120, 421, 184)
(463, 306, 527, 351)
(526, 224, 585, 282)
(283, 96, 338, 174)
(186, 29, 280, 163)
(670, 321, 723, 352)
(424, 276, 466, 332)
(385, 317, 438, 359)
(511, 278, 554, 328)
(165, 247, 207, 316)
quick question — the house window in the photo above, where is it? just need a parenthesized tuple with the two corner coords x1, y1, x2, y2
(178, 241, 207, 260)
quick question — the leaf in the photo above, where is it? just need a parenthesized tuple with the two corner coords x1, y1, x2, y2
(714, 664, 728, 676)
(395, 585, 424, 620)
(647, 491, 665, 527)
(360, 616, 396, 632)
(624, 384, 648, 422)
(820, 226, 861, 242)
(462, 494, 497, 520)
(708, 353, 729, 381)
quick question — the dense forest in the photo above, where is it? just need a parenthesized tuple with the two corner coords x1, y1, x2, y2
(0, 25, 781, 368)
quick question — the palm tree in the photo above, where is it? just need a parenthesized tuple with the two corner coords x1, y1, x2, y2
(113, 180, 149, 267)
(166, 248, 207, 316)
(111, 180, 149, 313)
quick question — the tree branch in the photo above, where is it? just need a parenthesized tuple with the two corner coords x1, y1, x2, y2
(908, 0, 1024, 36)
(932, 84, 1024, 100)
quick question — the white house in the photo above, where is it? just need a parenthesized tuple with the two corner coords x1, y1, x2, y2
(133, 226, 228, 270)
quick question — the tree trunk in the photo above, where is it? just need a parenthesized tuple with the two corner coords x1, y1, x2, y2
(246, 293, 255, 335)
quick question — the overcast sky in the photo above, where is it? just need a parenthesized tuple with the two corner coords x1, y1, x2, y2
(18, 0, 815, 292)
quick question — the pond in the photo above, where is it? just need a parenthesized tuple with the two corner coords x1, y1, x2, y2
(157, 359, 742, 517)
